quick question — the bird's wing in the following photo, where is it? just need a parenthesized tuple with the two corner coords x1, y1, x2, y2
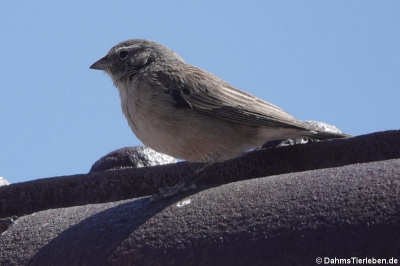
(154, 65, 308, 130)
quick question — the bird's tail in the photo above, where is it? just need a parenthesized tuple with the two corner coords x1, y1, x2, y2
(302, 121, 351, 140)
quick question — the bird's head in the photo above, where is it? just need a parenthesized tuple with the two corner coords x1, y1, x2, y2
(90, 39, 184, 82)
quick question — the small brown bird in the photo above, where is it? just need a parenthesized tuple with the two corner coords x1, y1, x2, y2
(90, 39, 347, 197)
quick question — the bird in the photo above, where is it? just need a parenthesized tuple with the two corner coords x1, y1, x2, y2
(90, 39, 348, 198)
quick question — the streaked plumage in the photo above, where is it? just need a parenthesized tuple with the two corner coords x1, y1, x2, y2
(91, 39, 347, 162)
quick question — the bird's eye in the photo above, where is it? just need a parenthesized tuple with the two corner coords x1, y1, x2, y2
(118, 50, 129, 60)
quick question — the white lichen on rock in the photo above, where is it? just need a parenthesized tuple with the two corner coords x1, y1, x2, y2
(303, 120, 344, 135)
(0, 177, 10, 186)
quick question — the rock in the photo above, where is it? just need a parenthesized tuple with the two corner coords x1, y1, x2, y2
(0, 216, 17, 234)
(1, 158, 400, 266)
(89, 146, 178, 173)
(0, 177, 9, 187)
(1, 130, 400, 219)
(262, 137, 310, 148)
(1, 130, 400, 265)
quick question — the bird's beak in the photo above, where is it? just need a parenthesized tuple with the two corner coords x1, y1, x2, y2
(90, 55, 109, 70)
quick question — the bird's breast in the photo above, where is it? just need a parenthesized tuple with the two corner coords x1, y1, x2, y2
(115, 79, 267, 162)
(116, 79, 192, 159)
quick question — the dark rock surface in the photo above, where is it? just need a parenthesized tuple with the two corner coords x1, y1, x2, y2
(89, 146, 177, 173)
(1, 159, 399, 266)
(1, 130, 399, 219)
(0, 216, 17, 234)
(0, 130, 400, 265)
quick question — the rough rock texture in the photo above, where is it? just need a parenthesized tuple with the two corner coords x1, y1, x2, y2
(90, 146, 177, 173)
(1, 131, 399, 219)
(0, 216, 17, 234)
(0, 177, 9, 187)
(1, 159, 399, 266)
(0, 130, 400, 266)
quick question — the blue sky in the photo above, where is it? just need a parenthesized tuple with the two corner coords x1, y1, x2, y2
(1, 1, 399, 183)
